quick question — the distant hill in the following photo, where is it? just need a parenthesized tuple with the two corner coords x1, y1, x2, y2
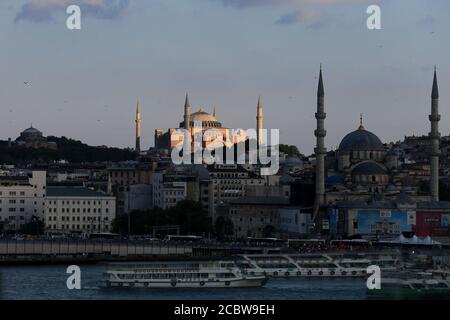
(0, 136, 136, 165)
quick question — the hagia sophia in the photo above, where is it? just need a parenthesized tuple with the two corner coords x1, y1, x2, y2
(152, 94, 263, 153)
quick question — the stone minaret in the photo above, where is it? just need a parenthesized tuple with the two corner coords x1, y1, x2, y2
(256, 96, 264, 146)
(429, 67, 440, 201)
(184, 93, 191, 130)
(313, 66, 326, 219)
(135, 99, 141, 153)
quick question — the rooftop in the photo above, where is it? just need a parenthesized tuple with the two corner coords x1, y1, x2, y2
(46, 186, 111, 198)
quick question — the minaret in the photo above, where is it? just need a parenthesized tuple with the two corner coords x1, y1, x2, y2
(135, 99, 141, 153)
(184, 93, 191, 130)
(429, 67, 440, 201)
(313, 66, 326, 219)
(256, 96, 264, 146)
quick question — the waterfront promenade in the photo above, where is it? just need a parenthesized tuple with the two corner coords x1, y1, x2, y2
(0, 239, 193, 263)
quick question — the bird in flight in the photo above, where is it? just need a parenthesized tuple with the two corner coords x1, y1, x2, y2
(24, 81, 31, 85)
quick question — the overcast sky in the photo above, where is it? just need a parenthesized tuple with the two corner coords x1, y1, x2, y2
(0, 0, 449, 154)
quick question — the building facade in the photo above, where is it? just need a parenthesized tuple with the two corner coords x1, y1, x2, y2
(44, 186, 116, 235)
(0, 171, 46, 232)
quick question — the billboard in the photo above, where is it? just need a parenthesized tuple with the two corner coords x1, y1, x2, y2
(356, 210, 412, 235)
(414, 211, 450, 237)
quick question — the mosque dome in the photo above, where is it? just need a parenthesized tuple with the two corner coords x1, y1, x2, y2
(191, 110, 219, 123)
(22, 126, 42, 135)
(339, 125, 384, 152)
(180, 108, 223, 128)
(285, 155, 303, 167)
(352, 162, 387, 175)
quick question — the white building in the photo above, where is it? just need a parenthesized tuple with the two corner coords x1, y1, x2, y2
(278, 208, 311, 237)
(119, 184, 153, 214)
(152, 172, 187, 209)
(44, 186, 116, 235)
(0, 171, 46, 232)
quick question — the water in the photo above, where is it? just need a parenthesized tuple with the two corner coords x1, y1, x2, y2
(0, 265, 367, 300)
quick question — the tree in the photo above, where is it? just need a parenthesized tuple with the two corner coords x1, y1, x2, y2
(262, 225, 276, 238)
(279, 144, 301, 156)
(112, 200, 212, 236)
(18, 216, 45, 235)
(215, 216, 234, 240)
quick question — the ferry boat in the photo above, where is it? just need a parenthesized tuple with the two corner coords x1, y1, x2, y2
(367, 271, 450, 300)
(101, 261, 268, 289)
(238, 252, 400, 278)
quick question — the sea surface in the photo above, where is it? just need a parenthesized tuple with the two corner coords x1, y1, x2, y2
(0, 264, 367, 300)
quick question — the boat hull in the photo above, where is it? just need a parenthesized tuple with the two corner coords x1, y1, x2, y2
(367, 288, 450, 300)
(102, 277, 267, 289)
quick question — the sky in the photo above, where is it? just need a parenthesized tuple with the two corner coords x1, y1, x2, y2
(0, 0, 449, 155)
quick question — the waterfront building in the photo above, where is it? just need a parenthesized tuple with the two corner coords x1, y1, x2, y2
(226, 196, 289, 239)
(329, 194, 450, 238)
(107, 160, 155, 193)
(278, 208, 311, 238)
(44, 186, 116, 235)
(119, 184, 153, 214)
(0, 171, 46, 232)
(152, 171, 188, 209)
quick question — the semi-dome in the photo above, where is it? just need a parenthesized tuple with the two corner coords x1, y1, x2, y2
(339, 126, 384, 152)
(352, 162, 387, 175)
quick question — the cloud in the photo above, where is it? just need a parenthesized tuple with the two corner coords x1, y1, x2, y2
(211, 0, 370, 26)
(275, 9, 320, 25)
(213, 0, 368, 8)
(15, 0, 130, 23)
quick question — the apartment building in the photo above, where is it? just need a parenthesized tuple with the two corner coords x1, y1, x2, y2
(44, 186, 116, 235)
(0, 171, 46, 232)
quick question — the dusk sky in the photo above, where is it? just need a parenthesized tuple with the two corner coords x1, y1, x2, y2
(0, 0, 449, 155)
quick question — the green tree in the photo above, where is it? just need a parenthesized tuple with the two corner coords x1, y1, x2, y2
(112, 200, 212, 236)
(18, 216, 45, 235)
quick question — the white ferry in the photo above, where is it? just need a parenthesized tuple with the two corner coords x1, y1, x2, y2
(102, 261, 268, 288)
(238, 252, 400, 278)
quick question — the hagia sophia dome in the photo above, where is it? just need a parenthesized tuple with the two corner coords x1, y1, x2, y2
(179, 108, 223, 128)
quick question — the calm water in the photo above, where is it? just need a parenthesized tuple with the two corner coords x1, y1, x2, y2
(0, 264, 367, 300)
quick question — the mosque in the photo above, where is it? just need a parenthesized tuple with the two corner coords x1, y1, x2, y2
(152, 94, 263, 153)
(15, 125, 57, 149)
(311, 67, 443, 209)
(312, 67, 450, 238)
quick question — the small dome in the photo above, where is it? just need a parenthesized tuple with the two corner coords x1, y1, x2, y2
(385, 184, 398, 193)
(285, 155, 303, 166)
(352, 162, 387, 175)
(22, 126, 42, 134)
(339, 127, 384, 152)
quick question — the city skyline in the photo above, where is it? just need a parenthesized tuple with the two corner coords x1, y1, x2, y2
(0, 0, 449, 154)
